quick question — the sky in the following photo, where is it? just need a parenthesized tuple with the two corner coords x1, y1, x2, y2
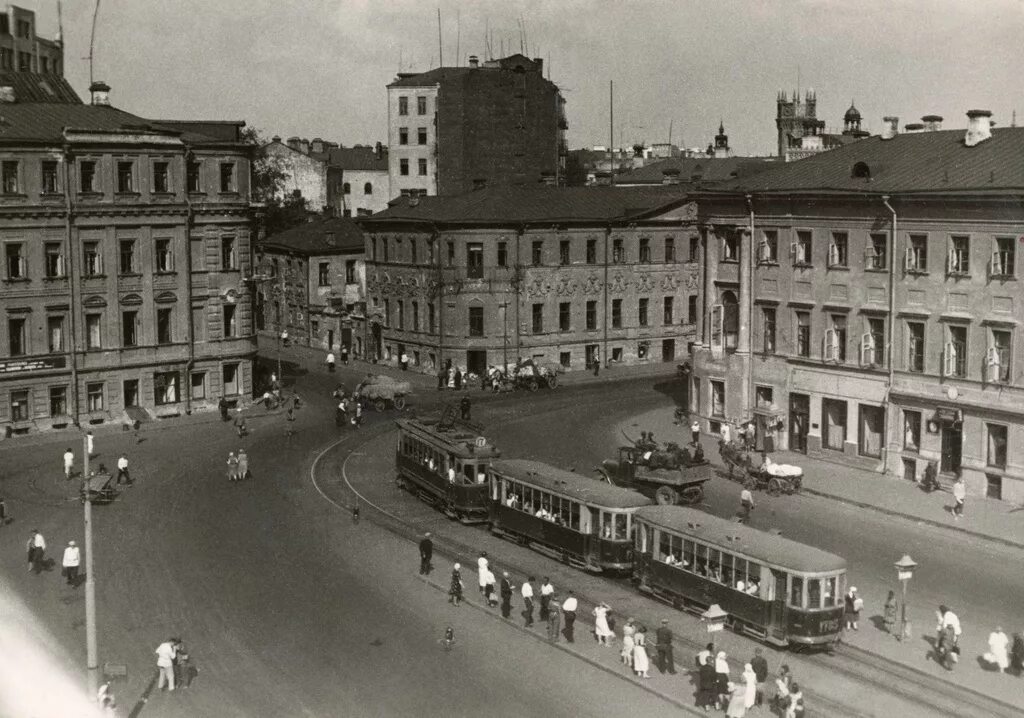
(39, 0, 1024, 156)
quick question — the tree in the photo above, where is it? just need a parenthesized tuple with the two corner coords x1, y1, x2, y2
(242, 127, 312, 236)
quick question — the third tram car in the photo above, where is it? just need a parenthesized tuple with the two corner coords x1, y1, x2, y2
(489, 459, 653, 572)
(633, 505, 847, 647)
(395, 417, 500, 523)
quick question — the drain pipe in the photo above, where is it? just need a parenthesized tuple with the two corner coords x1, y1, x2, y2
(603, 223, 611, 368)
(745, 194, 755, 421)
(62, 144, 81, 426)
(183, 148, 195, 415)
(881, 195, 898, 476)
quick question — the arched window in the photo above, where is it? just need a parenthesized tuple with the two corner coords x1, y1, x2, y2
(364, 182, 373, 195)
(342, 182, 351, 194)
(851, 161, 871, 179)
(721, 290, 739, 350)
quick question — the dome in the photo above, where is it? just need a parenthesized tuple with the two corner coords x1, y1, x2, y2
(844, 103, 861, 122)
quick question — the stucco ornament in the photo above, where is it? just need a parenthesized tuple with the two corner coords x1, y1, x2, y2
(660, 275, 680, 291)
(582, 274, 604, 294)
(636, 273, 655, 293)
(609, 273, 629, 294)
(554, 276, 578, 296)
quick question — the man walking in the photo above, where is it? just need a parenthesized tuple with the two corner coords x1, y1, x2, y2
(539, 576, 554, 621)
(155, 638, 177, 691)
(326, 350, 336, 373)
(952, 476, 966, 519)
(751, 648, 769, 706)
(418, 532, 433, 575)
(340, 345, 349, 365)
(691, 419, 701, 447)
(115, 454, 132, 486)
(546, 598, 561, 643)
(521, 576, 535, 627)
(62, 540, 81, 587)
(500, 572, 514, 619)
(655, 619, 676, 674)
(27, 529, 45, 573)
(561, 591, 578, 642)
(63, 447, 75, 480)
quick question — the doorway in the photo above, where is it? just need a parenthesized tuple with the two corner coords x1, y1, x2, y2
(371, 323, 382, 362)
(789, 393, 809, 454)
(123, 379, 139, 408)
(466, 350, 487, 376)
(661, 338, 675, 362)
(940, 425, 962, 475)
(327, 329, 334, 352)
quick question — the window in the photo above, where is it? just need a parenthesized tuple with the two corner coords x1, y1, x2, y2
(49, 386, 67, 417)
(987, 424, 1008, 469)
(459, 305, 482, 337)
(412, 301, 420, 331)
(418, 158, 427, 176)
(758, 230, 778, 263)
(417, 96, 427, 115)
(16, 19, 30, 38)
(396, 300, 405, 329)
(689, 236, 699, 261)
(945, 325, 967, 377)
(586, 239, 596, 264)
(223, 363, 240, 396)
(663, 296, 674, 324)
(85, 313, 102, 349)
(823, 398, 847, 451)
(558, 239, 570, 266)
(907, 234, 928, 272)
(586, 300, 597, 330)
(664, 236, 676, 263)
(116, 161, 134, 193)
(191, 372, 206, 400)
(711, 380, 725, 417)
(44, 242, 65, 278)
(444, 241, 453, 266)
(559, 302, 571, 331)
(988, 329, 1011, 384)
(793, 230, 812, 265)
(532, 303, 544, 333)
(8, 317, 25, 355)
(318, 262, 330, 286)
(466, 243, 483, 278)
(639, 237, 651, 263)
(687, 295, 697, 324)
(722, 231, 739, 262)
(417, 127, 427, 145)
(364, 182, 373, 195)
(155, 238, 173, 273)
(17, 51, 28, 72)
(948, 235, 969, 275)
(119, 239, 137, 274)
(864, 233, 887, 270)
(762, 307, 776, 354)
(122, 311, 138, 347)
(382, 299, 390, 327)
(399, 158, 409, 176)
(1, 160, 19, 194)
(0, 48, 9, 70)
(156, 308, 172, 344)
(154, 372, 179, 405)
(187, 161, 201, 192)
(222, 304, 237, 338)
(47, 315, 64, 352)
(221, 237, 236, 269)
(497, 242, 507, 267)
(825, 314, 847, 362)
(219, 163, 235, 192)
(86, 382, 104, 412)
(153, 161, 170, 193)
(638, 298, 649, 327)
(612, 299, 622, 328)
(41, 160, 58, 193)
(398, 127, 409, 145)
(755, 386, 773, 409)
(796, 311, 810, 357)
(428, 303, 436, 333)
(398, 96, 409, 115)
(612, 238, 624, 263)
(532, 240, 543, 266)
(80, 161, 97, 193)
(342, 182, 351, 195)
(861, 317, 884, 365)
(10, 389, 29, 421)
(828, 232, 848, 267)
(859, 404, 884, 458)
(903, 410, 921, 450)
(992, 237, 1016, 278)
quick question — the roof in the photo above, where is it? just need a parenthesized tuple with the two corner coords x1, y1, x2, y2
(260, 217, 366, 255)
(617, 157, 779, 185)
(0, 72, 82, 104)
(396, 418, 502, 458)
(324, 146, 388, 171)
(0, 103, 165, 142)
(635, 506, 847, 574)
(720, 126, 1024, 195)
(491, 459, 652, 509)
(150, 120, 247, 144)
(362, 185, 689, 225)
(388, 55, 545, 88)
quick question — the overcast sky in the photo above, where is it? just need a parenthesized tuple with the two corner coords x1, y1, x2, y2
(45, 0, 1024, 155)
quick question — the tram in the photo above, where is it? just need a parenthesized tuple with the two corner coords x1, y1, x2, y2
(632, 505, 847, 647)
(394, 417, 501, 523)
(489, 459, 652, 572)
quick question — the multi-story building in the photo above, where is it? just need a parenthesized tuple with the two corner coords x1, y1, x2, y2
(690, 110, 1024, 503)
(254, 217, 367, 355)
(359, 185, 700, 377)
(323, 145, 389, 217)
(263, 136, 328, 212)
(0, 75, 257, 435)
(387, 54, 566, 198)
(0, 5, 63, 76)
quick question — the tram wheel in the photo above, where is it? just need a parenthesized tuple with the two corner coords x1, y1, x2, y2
(655, 486, 679, 505)
(546, 374, 558, 389)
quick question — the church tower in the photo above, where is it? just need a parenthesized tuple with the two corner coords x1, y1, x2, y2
(776, 89, 825, 160)
(713, 120, 731, 158)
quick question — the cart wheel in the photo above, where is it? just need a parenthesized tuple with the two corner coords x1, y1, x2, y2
(768, 478, 784, 496)
(682, 486, 704, 505)
(393, 396, 407, 411)
(373, 397, 387, 412)
(655, 486, 679, 505)
(546, 374, 558, 389)
(527, 378, 539, 392)
(743, 477, 757, 490)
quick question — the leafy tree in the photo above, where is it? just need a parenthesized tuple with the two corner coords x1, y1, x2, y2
(242, 127, 312, 235)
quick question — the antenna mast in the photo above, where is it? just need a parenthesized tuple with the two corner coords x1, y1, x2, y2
(437, 8, 443, 67)
(88, 0, 101, 84)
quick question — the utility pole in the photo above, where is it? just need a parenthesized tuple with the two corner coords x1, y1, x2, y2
(82, 434, 98, 698)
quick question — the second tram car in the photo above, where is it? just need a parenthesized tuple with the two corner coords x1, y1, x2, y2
(633, 505, 847, 647)
(395, 418, 500, 523)
(489, 459, 653, 572)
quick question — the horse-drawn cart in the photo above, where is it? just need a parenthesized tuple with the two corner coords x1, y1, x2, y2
(718, 441, 802, 495)
(356, 374, 412, 412)
(80, 472, 119, 505)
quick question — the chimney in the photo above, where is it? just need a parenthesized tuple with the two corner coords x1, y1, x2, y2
(904, 123, 925, 134)
(532, 57, 543, 73)
(311, 137, 324, 154)
(921, 115, 943, 131)
(287, 136, 301, 151)
(880, 116, 899, 140)
(661, 168, 682, 185)
(468, 55, 479, 68)
(965, 109, 993, 146)
(0, 85, 15, 103)
(271, 135, 282, 144)
(298, 138, 310, 154)
(375, 141, 383, 160)
(89, 81, 111, 107)
(539, 171, 556, 186)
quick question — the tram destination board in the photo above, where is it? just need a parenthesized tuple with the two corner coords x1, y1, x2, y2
(0, 356, 67, 373)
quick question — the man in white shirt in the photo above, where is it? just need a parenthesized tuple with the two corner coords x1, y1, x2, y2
(939, 605, 962, 638)
(521, 576, 535, 627)
(63, 447, 75, 480)
(27, 529, 46, 573)
(690, 419, 701, 447)
(116, 455, 132, 486)
(561, 591, 578, 643)
(952, 477, 966, 519)
(326, 351, 336, 373)
(62, 540, 81, 586)
(539, 577, 554, 621)
(155, 638, 177, 691)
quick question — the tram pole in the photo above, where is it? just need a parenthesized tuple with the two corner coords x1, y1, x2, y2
(82, 434, 99, 697)
(894, 554, 917, 642)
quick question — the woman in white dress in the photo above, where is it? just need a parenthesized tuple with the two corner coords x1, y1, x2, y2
(593, 602, 614, 646)
(620, 619, 635, 667)
(633, 626, 650, 678)
(988, 627, 1010, 673)
(742, 663, 758, 710)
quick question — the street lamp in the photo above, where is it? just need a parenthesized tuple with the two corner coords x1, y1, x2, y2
(81, 434, 99, 697)
(894, 554, 917, 641)
(701, 603, 728, 634)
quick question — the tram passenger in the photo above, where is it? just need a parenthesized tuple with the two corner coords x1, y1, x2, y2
(664, 553, 678, 566)
(447, 466, 456, 484)
(505, 493, 518, 508)
(745, 581, 759, 595)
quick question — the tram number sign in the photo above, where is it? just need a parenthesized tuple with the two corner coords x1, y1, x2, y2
(820, 618, 840, 632)
(706, 623, 724, 633)
(475, 437, 487, 448)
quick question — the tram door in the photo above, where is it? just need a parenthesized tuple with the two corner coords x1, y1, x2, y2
(768, 570, 787, 640)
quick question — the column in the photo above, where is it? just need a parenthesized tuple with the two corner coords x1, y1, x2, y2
(701, 227, 716, 346)
(737, 227, 751, 354)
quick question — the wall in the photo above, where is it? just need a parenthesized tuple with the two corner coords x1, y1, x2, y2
(387, 86, 438, 198)
(264, 142, 328, 211)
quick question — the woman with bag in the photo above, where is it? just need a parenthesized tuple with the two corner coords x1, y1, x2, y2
(883, 590, 898, 636)
(448, 564, 464, 606)
(714, 651, 731, 709)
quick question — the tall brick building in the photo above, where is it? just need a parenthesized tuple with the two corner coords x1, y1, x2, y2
(0, 4, 63, 76)
(387, 54, 566, 198)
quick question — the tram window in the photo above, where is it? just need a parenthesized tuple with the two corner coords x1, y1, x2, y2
(823, 576, 838, 606)
(807, 579, 822, 609)
(707, 549, 722, 582)
(720, 553, 734, 586)
(462, 463, 474, 483)
(733, 558, 747, 589)
(683, 540, 695, 571)
(570, 502, 581, 531)
(695, 544, 708, 575)
(789, 576, 804, 608)
(745, 563, 761, 595)
(658, 532, 671, 560)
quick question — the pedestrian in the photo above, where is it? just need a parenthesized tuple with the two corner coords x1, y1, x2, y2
(353, 399, 363, 428)
(336, 399, 347, 428)
(63, 447, 75, 480)
(952, 476, 966, 519)
(418, 532, 433, 575)
(86, 431, 95, 458)
(437, 369, 445, 391)
(593, 602, 614, 646)
(460, 396, 471, 422)
(155, 638, 177, 691)
(844, 586, 861, 631)
(883, 590, 898, 635)
(400, 351, 409, 371)
(738, 487, 755, 523)
(621, 619, 635, 668)
(174, 638, 195, 689)
(592, 348, 600, 377)
(691, 419, 701, 447)
(1010, 632, 1024, 676)
(454, 368, 463, 390)
(226, 452, 239, 482)
(785, 682, 804, 718)
(500, 571, 514, 619)
(726, 681, 747, 718)
(935, 605, 962, 669)
(115, 454, 132, 486)
(237, 449, 249, 481)
(546, 599, 561, 642)
(234, 411, 248, 438)
(62, 540, 80, 587)
(750, 648, 769, 707)
(654, 618, 675, 673)
(742, 662, 757, 711)
(633, 624, 650, 678)
(341, 345, 349, 365)
(772, 664, 793, 713)
(0, 496, 8, 526)
(521, 576, 535, 627)
(477, 552, 489, 595)
(715, 651, 731, 709)
(987, 626, 1010, 673)
(326, 351, 336, 373)
(97, 681, 116, 715)
(697, 641, 714, 668)
(539, 576, 554, 621)
(218, 396, 230, 421)
(27, 529, 45, 573)
(483, 567, 498, 607)
(719, 422, 731, 445)
(561, 591, 578, 642)
(697, 654, 718, 710)
(284, 408, 297, 439)
(448, 563, 463, 606)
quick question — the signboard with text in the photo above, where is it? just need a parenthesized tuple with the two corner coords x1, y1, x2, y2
(0, 356, 67, 374)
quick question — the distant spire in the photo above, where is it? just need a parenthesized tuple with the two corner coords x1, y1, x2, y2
(719, 119, 724, 135)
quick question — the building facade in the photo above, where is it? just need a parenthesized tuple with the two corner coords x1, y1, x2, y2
(323, 145, 389, 217)
(691, 112, 1024, 503)
(0, 5, 63, 76)
(387, 54, 566, 198)
(0, 77, 257, 436)
(263, 138, 328, 212)
(359, 186, 700, 377)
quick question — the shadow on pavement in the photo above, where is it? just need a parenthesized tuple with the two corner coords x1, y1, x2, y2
(127, 672, 159, 718)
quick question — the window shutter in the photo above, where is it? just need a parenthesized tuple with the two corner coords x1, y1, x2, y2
(943, 342, 954, 376)
(947, 247, 954, 273)
(790, 242, 799, 261)
(991, 250, 1001, 276)
(828, 243, 838, 266)
(759, 238, 770, 262)
(860, 333, 875, 365)
(863, 245, 876, 268)
(824, 328, 836, 361)
(987, 346, 1000, 382)
(905, 246, 913, 271)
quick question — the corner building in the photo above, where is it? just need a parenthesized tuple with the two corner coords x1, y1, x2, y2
(690, 111, 1024, 503)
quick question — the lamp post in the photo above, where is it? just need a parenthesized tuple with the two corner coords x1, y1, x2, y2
(81, 434, 98, 697)
(701, 603, 728, 634)
(894, 554, 917, 642)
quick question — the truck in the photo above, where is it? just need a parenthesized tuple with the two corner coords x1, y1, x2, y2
(596, 446, 713, 506)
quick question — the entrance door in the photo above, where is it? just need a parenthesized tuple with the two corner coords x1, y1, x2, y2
(941, 425, 962, 475)
(327, 329, 334, 352)
(768, 570, 788, 640)
(661, 338, 675, 362)
(123, 379, 139, 408)
(789, 393, 809, 454)
(371, 323, 382, 362)
(466, 350, 487, 376)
